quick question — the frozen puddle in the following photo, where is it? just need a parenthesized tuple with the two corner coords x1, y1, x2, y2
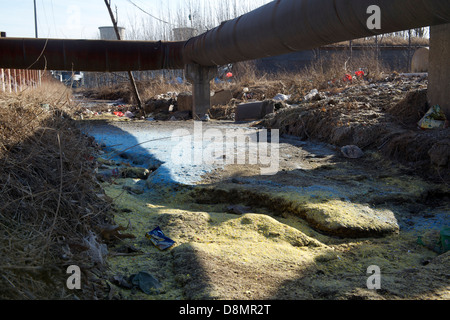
(82, 120, 272, 187)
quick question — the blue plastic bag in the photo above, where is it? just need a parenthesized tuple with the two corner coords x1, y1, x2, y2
(145, 226, 175, 250)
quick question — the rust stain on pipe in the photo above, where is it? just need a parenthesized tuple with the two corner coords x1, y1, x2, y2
(0, 38, 185, 71)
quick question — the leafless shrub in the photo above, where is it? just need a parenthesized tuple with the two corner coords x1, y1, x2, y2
(0, 81, 113, 299)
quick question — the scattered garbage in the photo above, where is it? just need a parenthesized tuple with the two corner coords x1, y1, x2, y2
(343, 74, 353, 83)
(272, 93, 291, 102)
(341, 145, 364, 159)
(124, 111, 134, 119)
(130, 271, 162, 295)
(112, 271, 162, 295)
(416, 227, 450, 254)
(418, 105, 449, 130)
(242, 87, 254, 100)
(437, 227, 450, 253)
(121, 167, 150, 179)
(355, 70, 365, 79)
(200, 114, 210, 122)
(304, 89, 320, 101)
(113, 111, 124, 117)
(83, 231, 108, 265)
(145, 226, 175, 250)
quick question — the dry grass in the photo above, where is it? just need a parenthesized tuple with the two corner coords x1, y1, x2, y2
(210, 50, 387, 105)
(79, 75, 190, 105)
(0, 80, 114, 299)
(78, 48, 387, 112)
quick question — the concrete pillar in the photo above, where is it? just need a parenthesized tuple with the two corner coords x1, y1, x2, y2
(185, 64, 217, 120)
(428, 23, 450, 119)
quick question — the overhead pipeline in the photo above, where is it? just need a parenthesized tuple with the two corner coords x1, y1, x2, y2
(0, 0, 449, 71)
(0, 38, 185, 71)
(183, 0, 450, 66)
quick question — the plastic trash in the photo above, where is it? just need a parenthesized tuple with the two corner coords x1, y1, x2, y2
(304, 89, 319, 101)
(145, 226, 175, 250)
(343, 74, 353, 82)
(437, 227, 450, 253)
(129, 271, 162, 295)
(113, 111, 124, 117)
(273, 93, 291, 102)
(418, 105, 449, 130)
(124, 111, 134, 118)
(355, 70, 365, 78)
(83, 231, 108, 264)
(112, 271, 162, 295)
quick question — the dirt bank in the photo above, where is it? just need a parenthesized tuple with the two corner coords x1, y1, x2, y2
(59, 72, 450, 301)
(77, 118, 449, 301)
(259, 75, 449, 183)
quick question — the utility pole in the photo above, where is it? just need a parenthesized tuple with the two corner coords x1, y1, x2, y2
(34, 0, 38, 38)
(104, 0, 144, 116)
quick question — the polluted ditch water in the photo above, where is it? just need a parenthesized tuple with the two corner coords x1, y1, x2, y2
(76, 97, 449, 300)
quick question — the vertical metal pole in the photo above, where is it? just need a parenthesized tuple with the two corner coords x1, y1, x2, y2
(104, 0, 144, 116)
(34, 0, 38, 38)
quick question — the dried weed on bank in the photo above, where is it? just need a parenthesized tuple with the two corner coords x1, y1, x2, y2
(0, 81, 114, 299)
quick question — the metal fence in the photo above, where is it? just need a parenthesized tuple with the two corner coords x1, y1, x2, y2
(0, 68, 42, 93)
(0, 32, 44, 93)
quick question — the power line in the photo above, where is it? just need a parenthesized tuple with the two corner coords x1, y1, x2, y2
(126, 0, 173, 25)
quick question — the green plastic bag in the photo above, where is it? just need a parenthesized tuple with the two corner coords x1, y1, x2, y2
(437, 227, 450, 254)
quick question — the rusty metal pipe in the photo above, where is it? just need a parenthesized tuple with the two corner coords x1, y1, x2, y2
(0, 38, 185, 71)
(184, 0, 450, 66)
(1, 0, 450, 72)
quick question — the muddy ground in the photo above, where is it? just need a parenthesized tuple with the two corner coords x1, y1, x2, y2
(76, 74, 449, 301)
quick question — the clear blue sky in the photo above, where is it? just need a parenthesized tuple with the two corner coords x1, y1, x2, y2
(0, 0, 175, 39)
